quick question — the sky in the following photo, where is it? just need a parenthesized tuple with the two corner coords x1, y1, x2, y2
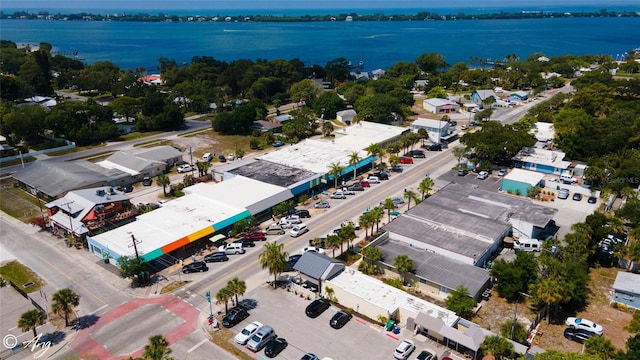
(3, 0, 639, 11)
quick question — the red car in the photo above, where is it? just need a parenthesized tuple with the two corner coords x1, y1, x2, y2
(356, 180, 370, 187)
(399, 157, 414, 164)
(243, 231, 266, 241)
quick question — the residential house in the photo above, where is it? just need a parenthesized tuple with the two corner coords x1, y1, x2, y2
(512, 147, 571, 175)
(98, 150, 168, 182)
(336, 109, 357, 124)
(510, 91, 529, 102)
(470, 89, 497, 107)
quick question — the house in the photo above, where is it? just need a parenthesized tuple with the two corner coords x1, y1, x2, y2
(613, 272, 640, 310)
(45, 186, 133, 239)
(422, 98, 460, 114)
(371, 69, 386, 79)
(0, 135, 14, 155)
(350, 71, 369, 81)
(470, 89, 497, 107)
(501, 168, 545, 196)
(251, 120, 282, 133)
(24, 96, 57, 110)
(97, 150, 169, 182)
(510, 91, 529, 102)
(273, 114, 293, 124)
(293, 251, 345, 294)
(336, 109, 357, 123)
(411, 118, 455, 144)
(134, 146, 184, 168)
(512, 147, 571, 175)
(138, 74, 162, 85)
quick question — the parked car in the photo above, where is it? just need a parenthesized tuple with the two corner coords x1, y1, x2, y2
(380, 197, 405, 208)
(393, 339, 416, 359)
(303, 246, 325, 254)
(461, 124, 469, 130)
(347, 183, 364, 192)
(330, 191, 346, 199)
(234, 238, 256, 247)
(564, 327, 599, 344)
(218, 155, 227, 162)
(246, 325, 276, 352)
(356, 180, 370, 187)
(314, 201, 331, 209)
(182, 261, 209, 273)
(373, 170, 390, 180)
(477, 171, 489, 180)
(234, 321, 264, 345)
(222, 306, 249, 328)
(264, 337, 288, 358)
(404, 150, 426, 158)
(449, 120, 457, 126)
(244, 231, 267, 241)
(557, 189, 570, 199)
(457, 169, 469, 176)
(305, 298, 331, 318)
(497, 168, 508, 176)
(177, 164, 194, 173)
(202, 152, 213, 161)
(221, 243, 246, 255)
(204, 251, 229, 263)
(399, 157, 414, 164)
(588, 196, 597, 204)
(565, 317, 603, 335)
(294, 209, 311, 218)
(142, 177, 153, 186)
(423, 144, 443, 151)
(290, 223, 309, 237)
(340, 187, 356, 195)
(284, 215, 302, 224)
(265, 224, 286, 235)
(416, 349, 438, 360)
(329, 310, 353, 329)
(572, 193, 583, 201)
(366, 176, 380, 184)
(300, 353, 320, 360)
(118, 184, 134, 193)
(390, 165, 404, 173)
(271, 140, 285, 147)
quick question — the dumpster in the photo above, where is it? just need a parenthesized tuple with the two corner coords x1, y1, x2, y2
(386, 319, 395, 331)
(393, 325, 400, 334)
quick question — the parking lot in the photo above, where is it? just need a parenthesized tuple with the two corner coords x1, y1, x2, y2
(225, 285, 462, 360)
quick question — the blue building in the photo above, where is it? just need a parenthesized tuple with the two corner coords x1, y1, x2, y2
(613, 272, 640, 310)
(512, 147, 571, 175)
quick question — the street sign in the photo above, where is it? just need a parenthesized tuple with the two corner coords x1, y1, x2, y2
(205, 291, 211, 302)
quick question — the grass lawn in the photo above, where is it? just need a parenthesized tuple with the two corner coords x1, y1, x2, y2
(0, 180, 43, 223)
(0, 261, 44, 293)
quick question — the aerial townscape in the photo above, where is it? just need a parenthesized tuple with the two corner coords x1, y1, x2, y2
(1, 4, 640, 360)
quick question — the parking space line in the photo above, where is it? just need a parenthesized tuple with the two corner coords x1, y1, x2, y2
(370, 325, 382, 332)
(385, 333, 400, 341)
(355, 318, 367, 325)
(187, 339, 208, 353)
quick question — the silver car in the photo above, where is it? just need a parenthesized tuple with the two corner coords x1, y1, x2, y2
(314, 201, 331, 209)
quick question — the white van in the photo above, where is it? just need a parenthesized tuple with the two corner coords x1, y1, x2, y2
(514, 238, 542, 252)
(222, 242, 246, 255)
(202, 152, 213, 162)
(560, 173, 577, 183)
(290, 223, 309, 237)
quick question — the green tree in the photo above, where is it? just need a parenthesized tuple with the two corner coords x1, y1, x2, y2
(416, 52, 449, 74)
(143, 334, 174, 360)
(18, 309, 46, 337)
(460, 121, 536, 165)
(480, 335, 514, 359)
(445, 285, 477, 319)
(533, 277, 566, 325)
(51, 288, 80, 327)
(326, 234, 342, 257)
(156, 174, 170, 197)
(216, 286, 232, 313)
(625, 310, 640, 333)
(584, 335, 615, 360)
(289, 78, 321, 107)
(226, 277, 247, 306)
(259, 242, 288, 288)
(117, 255, 147, 285)
(328, 162, 344, 189)
(418, 177, 435, 200)
(321, 120, 335, 136)
(348, 151, 361, 180)
(403, 189, 418, 210)
(452, 146, 467, 168)
(490, 252, 538, 301)
(500, 318, 528, 343)
(382, 198, 397, 223)
(393, 254, 413, 285)
(371, 206, 385, 233)
(426, 86, 448, 99)
(359, 246, 382, 275)
(364, 143, 382, 170)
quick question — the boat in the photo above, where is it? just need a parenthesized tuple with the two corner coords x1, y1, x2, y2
(358, 60, 364, 68)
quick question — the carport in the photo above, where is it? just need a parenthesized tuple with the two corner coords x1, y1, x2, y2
(293, 252, 345, 294)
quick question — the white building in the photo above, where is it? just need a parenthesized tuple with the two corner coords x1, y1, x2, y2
(411, 118, 454, 144)
(422, 98, 460, 114)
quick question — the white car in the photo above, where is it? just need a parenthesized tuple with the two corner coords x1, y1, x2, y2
(284, 215, 302, 224)
(277, 218, 293, 229)
(303, 246, 325, 254)
(565, 317, 603, 336)
(330, 191, 346, 199)
(393, 339, 415, 359)
(477, 171, 489, 180)
(177, 164, 194, 173)
(234, 321, 263, 345)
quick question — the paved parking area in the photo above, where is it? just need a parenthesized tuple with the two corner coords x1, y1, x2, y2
(226, 285, 463, 360)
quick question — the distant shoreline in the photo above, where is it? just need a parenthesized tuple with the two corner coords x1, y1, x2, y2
(2, 9, 639, 22)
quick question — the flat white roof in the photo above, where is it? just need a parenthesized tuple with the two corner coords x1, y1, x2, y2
(258, 121, 406, 173)
(90, 193, 246, 259)
(513, 147, 571, 169)
(423, 98, 458, 107)
(413, 118, 450, 129)
(613, 272, 640, 294)
(532, 122, 555, 142)
(503, 168, 546, 186)
(327, 269, 458, 327)
(184, 176, 289, 209)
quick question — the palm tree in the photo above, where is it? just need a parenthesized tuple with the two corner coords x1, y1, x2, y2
(388, 154, 399, 166)
(403, 190, 418, 210)
(226, 277, 247, 306)
(327, 162, 344, 189)
(534, 277, 564, 324)
(584, 335, 616, 360)
(452, 146, 467, 168)
(364, 143, 381, 170)
(51, 288, 80, 327)
(382, 198, 396, 223)
(322, 121, 335, 136)
(216, 286, 233, 313)
(348, 151, 361, 180)
(371, 206, 385, 233)
(417, 128, 429, 146)
(359, 212, 373, 238)
(393, 254, 413, 285)
(18, 309, 46, 337)
(480, 335, 514, 358)
(143, 334, 174, 360)
(326, 234, 341, 257)
(156, 174, 170, 196)
(258, 242, 288, 288)
(361, 246, 382, 267)
(418, 177, 435, 200)
(197, 161, 212, 177)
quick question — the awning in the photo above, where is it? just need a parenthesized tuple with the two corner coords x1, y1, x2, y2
(209, 234, 226, 243)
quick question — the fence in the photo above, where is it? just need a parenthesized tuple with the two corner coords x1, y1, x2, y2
(8, 280, 47, 314)
(0, 138, 75, 164)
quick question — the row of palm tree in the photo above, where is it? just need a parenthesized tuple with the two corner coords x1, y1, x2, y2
(18, 288, 80, 337)
(215, 277, 247, 313)
(259, 242, 289, 288)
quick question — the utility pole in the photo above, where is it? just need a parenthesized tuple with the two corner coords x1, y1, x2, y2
(129, 234, 142, 263)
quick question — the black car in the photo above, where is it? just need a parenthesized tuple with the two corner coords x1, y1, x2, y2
(404, 150, 426, 158)
(329, 310, 353, 329)
(305, 298, 331, 318)
(204, 251, 229, 263)
(573, 193, 583, 201)
(423, 143, 443, 151)
(218, 155, 227, 162)
(347, 183, 364, 191)
(142, 177, 152, 186)
(564, 327, 598, 344)
(234, 238, 256, 247)
(221, 306, 249, 328)
(118, 184, 134, 193)
(588, 196, 597, 204)
(373, 171, 390, 180)
(182, 261, 209, 273)
(390, 165, 404, 173)
(416, 350, 437, 360)
(264, 337, 288, 358)
(294, 209, 311, 218)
